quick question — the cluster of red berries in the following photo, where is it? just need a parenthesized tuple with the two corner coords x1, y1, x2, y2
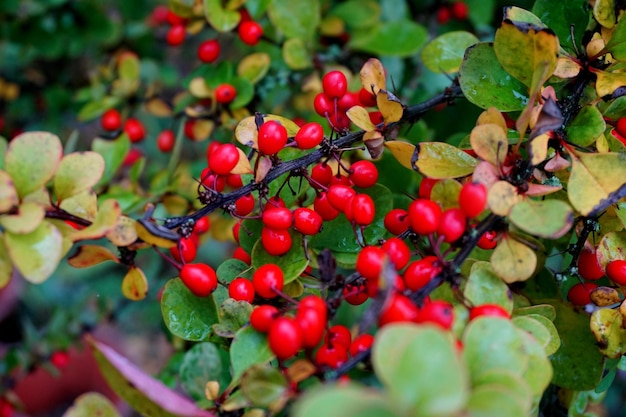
(200, 142, 244, 194)
(436, 1, 469, 25)
(100, 109, 145, 143)
(568, 246, 626, 306)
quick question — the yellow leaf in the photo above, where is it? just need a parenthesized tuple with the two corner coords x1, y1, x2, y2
(591, 67, 626, 97)
(122, 266, 148, 301)
(594, 0, 616, 29)
(144, 98, 172, 117)
(553, 57, 582, 79)
(106, 216, 138, 247)
(360, 58, 386, 95)
(529, 133, 550, 165)
(476, 107, 508, 135)
(376, 89, 403, 124)
(189, 77, 212, 98)
(0, 235, 13, 289)
(470, 124, 508, 166)
(491, 234, 537, 283)
(590, 286, 622, 307)
(384, 141, 415, 170)
(413, 142, 477, 179)
(487, 181, 522, 216)
(68, 244, 120, 268)
(230, 148, 253, 175)
(71, 199, 121, 242)
(190, 119, 215, 142)
(0, 201, 45, 234)
(59, 190, 98, 221)
(346, 106, 376, 131)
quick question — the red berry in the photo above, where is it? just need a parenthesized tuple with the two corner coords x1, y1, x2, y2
(208, 143, 240, 175)
(349, 334, 374, 356)
(403, 256, 440, 291)
(351, 194, 375, 226)
(326, 325, 352, 349)
(268, 317, 302, 360)
(227, 173, 244, 188)
(436, 7, 451, 24)
(450, 2, 469, 20)
(330, 112, 351, 131)
(0, 398, 14, 417)
(195, 217, 210, 234)
(299, 295, 328, 319)
(419, 178, 439, 199)
(233, 246, 251, 265)
(232, 221, 242, 243)
(337, 91, 360, 112)
(349, 160, 378, 188)
(258, 120, 288, 155)
(200, 169, 226, 192)
(314, 192, 340, 221)
(157, 129, 175, 152)
(356, 246, 385, 281)
(358, 88, 377, 107)
(469, 304, 511, 321)
(295, 307, 326, 348)
(123, 148, 142, 166)
(437, 208, 467, 243)
(381, 237, 411, 270)
(101, 109, 122, 131)
(415, 300, 454, 330)
(343, 283, 368, 305)
(229, 278, 255, 303)
(384, 208, 410, 235)
(408, 199, 442, 235)
(578, 248, 604, 281)
(313, 93, 335, 117)
(606, 260, 626, 286)
(166, 10, 186, 26)
(262, 207, 293, 230)
(250, 305, 279, 333)
(170, 236, 197, 264)
(567, 282, 598, 306)
(261, 227, 292, 256)
(379, 293, 419, 327)
(50, 350, 70, 368)
(368, 111, 384, 125)
(124, 118, 146, 143)
(293, 207, 323, 235)
(264, 196, 286, 210)
(166, 24, 186, 46)
(327, 185, 356, 212)
(197, 39, 220, 63)
(186, 119, 198, 140)
(330, 174, 353, 187)
(238, 21, 263, 46)
(616, 118, 626, 141)
(311, 163, 333, 188)
(315, 344, 348, 369)
(459, 182, 487, 218)
(322, 71, 348, 99)
(180, 263, 218, 297)
(215, 84, 237, 104)
(235, 193, 256, 216)
(151, 5, 169, 25)
(252, 264, 284, 298)
(477, 230, 498, 250)
(295, 122, 324, 149)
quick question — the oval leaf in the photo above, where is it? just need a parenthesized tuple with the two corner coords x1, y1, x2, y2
(230, 326, 274, 383)
(414, 142, 477, 179)
(490, 234, 537, 283)
(122, 266, 148, 301)
(237, 53, 271, 84)
(509, 199, 573, 239)
(422, 31, 479, 73)
(54, 152, 105, 201)
(68, 244, 120, 268)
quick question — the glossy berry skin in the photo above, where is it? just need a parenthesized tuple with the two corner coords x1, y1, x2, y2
(215, 84, 237, 104)
(415, 300, 454, 330)
(250, 305, 279, 333)
(157, 129, 175, 152)
(314, 192, 340, 221)
(326, 325, 352, 349)
(195, 216, 210, 234)
(322, 70, 348, 99)
(459, 182, 487, 219)
(617, 117, 626, 138)
(268, 317, 302, 360)
(197, 39, 220, 63)
(124, 118, 146, 143)
(235, 193, 255, 216)
(170, 236, 197, 264)
(233, 246, 251, 264)
(343, 284, 368, 305)
(311, 163, 333, 188)
(469, 304, 511, 321)
(349, 334, 374, 356)
(229, 278, 255, 303)
(567, 282, 598, 306)
(238, 21, 263, 46)
(180, 263, 218, 297)
(384, 209, 410, 235)
(208, 143, 240, 175)
(606, 260, 626, 286)
(356, 246, 385, 281)
(261, 227, 292, 256)
(327, 185, 356, 212)
(477, 230, 498, 250)
(166, 10, 186, 26)
(299, 295, 328, 320)
(349, 160, 378, 188)
(437, 208, 467, 243)
(358, 88, 377, 107)
(101, 109, 122, 131)
(379, 293, 420, 327)
(408, 199, 442, 235)
(262, 207, 293, 230)
(381, 237, 411, 270)
(252, 264, 284, 298)
(296, 307, 326, 348)
(315, 344, 348, 369)
(419, 178, 439, 199)
(258, 120, 288, 155)
(403, 256, 440, 291)
(369, 111, 384, 125)
(351, 194, 375, 226)
(293, 207, 323, 235)
(337, 91, 360, 112)
(578, 248, 604, 281)
(166, 25, 186, 46)
(295, 122, 324, 149)
(313, 93, 334, 117)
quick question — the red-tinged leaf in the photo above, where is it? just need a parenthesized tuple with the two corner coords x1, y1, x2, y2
(0, 170, 18, 212)
(0, 201, 45, 234)
(71, 199, 121, 242)
(364, 131, 384, 159)
(255, 156, 273, 183)
(524, 183, 562, 197)
(122, 266, 148, 301)
(68, 245, 120, 268)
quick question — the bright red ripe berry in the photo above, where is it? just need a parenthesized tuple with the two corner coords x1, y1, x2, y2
(0, 398, 14, 417)
(208, 143, 240, 175)
(356, 246, 386, 281)
(331, 111, 351, 131)
(234, 193, 255, 216)
(215, 84, 237, 104)
(437, 208, 467, 243)
(232, 221, 242, 243)
(157, 129, 175, 152)
(293, 207, 323, 235)
(166, 10, 186, 26)
(330, 174, 353, 187)
(185, 119, 198, 141)
(343, 283, 368, 305)
(369, 111, 384, 125)
(379, 293, 420, 327)
(436, 7, 451, 24)
(261, 227, 292, 256)
(229, 278, 255, 303)
(419, 177, 439, 199)
(195, 216, 210, 234)
(299, 295, 328, 319)
(101, 109, 122, 131)
(170, 236, 197, 264)
(50, 350, 70, 368)
(459, 182, 487, 219)
(313, 93, 335, 117)
(403, 256, 440, 291)
(606, 259, 626, 286)
(151, 5, 169, 25)
(253, 264, 284, 298)
(200, 169, 226, 192)
(296, 307, 326, 348)
(263, 207, 293, 230)
(616, 117, 626, 138)
(351, 193, 375, 226)
(415, 300, 454, 330)
(384, 208, 410, 235)
(349, 334, 374, 356)
(349, 160, 378, 188)
(123, 148, 142, 166)
(578, 248, 605, 281)
(326, 325, 352, 349)
(227, 173, 243, 188)
(124, 118, 146, 143)
(295, 122, 324, 149)
(264, 196, 286, 210)
(315, 344, 348, 369)
(268, 317, 302, 360)
(327, 185, 356, 213)
(567, 282, 598, 306)
(337, 91, 360, 112)
(322, 70, 348, 99)
(477, 230, 498, 250)
(238, 21, 263, 46)
(311, 163, 333, 188)
(233, 246, 251, 265)
(450, 2, 469, 20)
(250, 305, 279, 333)
(381, 237, 411, 270)
(180, 263, 218, 297)
(469, 304, 511, 321)
(408, 199, 442, 235)
(358, 88, 378, 107)
(166, 24, 186, 46)
(314, 192, 340, 221)
(258, 120, 288, 155)
(197, 39, 220, 63)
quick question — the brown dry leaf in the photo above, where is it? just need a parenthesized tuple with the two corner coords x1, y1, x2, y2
(68, 245, 120, 268)
(364, 131, 385, 159)
(590, 286, 622, 307)
(144, 98, 172, 117)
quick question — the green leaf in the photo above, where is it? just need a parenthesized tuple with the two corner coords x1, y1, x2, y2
(0, 137, 7, 170)
(251, 230, 308, 284)
(92, 134, 131, 187)
(89, 338, 214, 417)
(329, 0, 381, 30)
(237, 53, 271, 84)
(465, 0, 496, 27)
(466, 385, 527, 417)
(509, 199, 574, 239)
(5, 220, 63, 284)
(548, 300, 605, 390)
(229, 77, 255, 110)
(5, 132, 63, 198)
(464, 262, 514, 313)
(63, 392, 121, 417)
(293, 384, 397, 417)
(240, 364, 288, 409)
(239, 219, 263, 255)
(596, 231, 626, 271)
(308, 184, 393, 252)
(594, 0, 616, 29)
(349, 20, 427, 57)
(179, 342, 230, 401)
(512, 315, 560, 356)
(204, 0, 240, 32)
(216, 259, 252, 285)
(283, 38, 313, 70)
(54, 151, 105, 201)
(212, 298, 253, 338)
(267, 0, 320, 40)
(77, 96, 122, 122)
(531, 0, 589, 54)
(518, 329, 553, 396)
(459, 42, 528, 111)
(0, 234, 13, 289)
(161, 278, 219, 341)
(0, 170, 18, 212)
(565, 105, 606, 147)
(230, 326, 274, 383)
(513, 304, 556, 321)
(0, 201, 45, 234)
(373, 324, 468, 416)
(421, 31, 479, 74)
(502, 6, 545, 26)
(472, 369, 532, 405)
(413, 142, 477, 179)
